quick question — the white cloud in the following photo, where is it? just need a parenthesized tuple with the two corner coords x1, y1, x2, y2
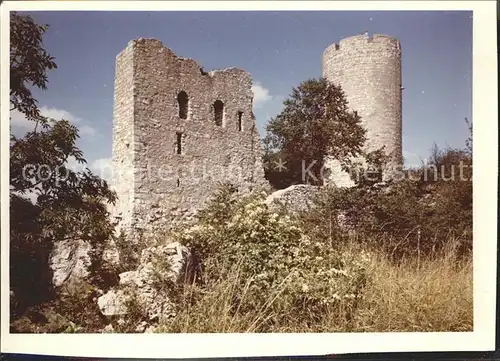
(403, 150, 427, 168)
(65, 156, 87, 172)
(80, 125, 97, 136)
(9, 106, 96, 136)
(90, 157, 112, 171)
(89, 157, 114, 183)
(65, 156, 113, 182)
(9, 109, 33, 130)
(41, 106, 81, 124)
(252, 82, 272, 108)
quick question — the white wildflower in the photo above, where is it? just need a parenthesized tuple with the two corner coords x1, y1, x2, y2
(331, 268, 348, 276)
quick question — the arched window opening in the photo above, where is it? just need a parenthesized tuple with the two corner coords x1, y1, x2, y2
(237, 111, 243, 131)
(177, 91, 189, 119)
(214, 100, 224, 127)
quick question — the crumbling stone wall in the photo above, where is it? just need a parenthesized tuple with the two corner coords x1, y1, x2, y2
(112, 38, 267, 237)
(112, 41, 136, 232)
(265, 185, 321, 213)
(322, 34, 403, 187)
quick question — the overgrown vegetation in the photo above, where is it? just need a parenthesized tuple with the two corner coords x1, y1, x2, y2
(9, 13, 473, 334)
(301, 158, 472, 260)
(157, 234, 472, 333)
(263, 78, 367, 188)
(10, 12, 117, 328)
(162, 186, 370, 331)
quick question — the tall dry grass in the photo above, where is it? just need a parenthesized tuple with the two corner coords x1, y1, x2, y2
(157, 236, 473, 333)
(342, 237, 473, 332)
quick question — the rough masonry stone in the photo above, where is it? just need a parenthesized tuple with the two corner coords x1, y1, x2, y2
(322, 33, 403, 187)
(97, 241, 193, 320)
(265, 185, 321, 213)
(50, 239, 91, 287)
(110, 34, 404, 238)
(111, 38, 268, 237)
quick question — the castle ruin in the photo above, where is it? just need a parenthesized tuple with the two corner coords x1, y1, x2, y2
(111, 34, 403, 236)
(111, 38, 267, 236)
(323, 33, 403, 186)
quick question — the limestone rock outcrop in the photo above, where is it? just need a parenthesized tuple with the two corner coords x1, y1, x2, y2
(265, 184, 321, 213)
(50, 239, 92, 287)
(97, 241, 194, 322)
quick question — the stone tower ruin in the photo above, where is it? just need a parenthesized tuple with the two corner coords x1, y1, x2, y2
(322, 33, 403, 186)
(111, 38, 267, 237)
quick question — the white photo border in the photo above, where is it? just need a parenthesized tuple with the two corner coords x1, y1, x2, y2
(1, 1, 497, 358)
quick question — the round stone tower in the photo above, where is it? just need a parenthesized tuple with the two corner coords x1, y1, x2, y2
(322, 33, 403, 186)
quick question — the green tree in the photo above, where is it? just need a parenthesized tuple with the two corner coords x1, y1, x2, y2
(9, 12, 117, 317)
(10, 12, 56, 125)
(263, 78, 366, 188)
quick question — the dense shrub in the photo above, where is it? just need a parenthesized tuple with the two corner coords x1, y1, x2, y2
(172, 184, 370, 330)
(300, 143, 472, 259)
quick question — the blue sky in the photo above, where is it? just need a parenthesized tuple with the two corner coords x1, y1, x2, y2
(11, 10, 472, 175)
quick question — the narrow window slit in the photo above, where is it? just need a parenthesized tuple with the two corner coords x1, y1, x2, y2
(176, 132, 183, 154)
(237, 111, 243, 131)
(214, 100, 224, 126)
(177, 91, 188, 119)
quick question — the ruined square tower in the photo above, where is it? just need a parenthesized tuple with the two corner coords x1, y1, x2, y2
(111, 38, 267, 237)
